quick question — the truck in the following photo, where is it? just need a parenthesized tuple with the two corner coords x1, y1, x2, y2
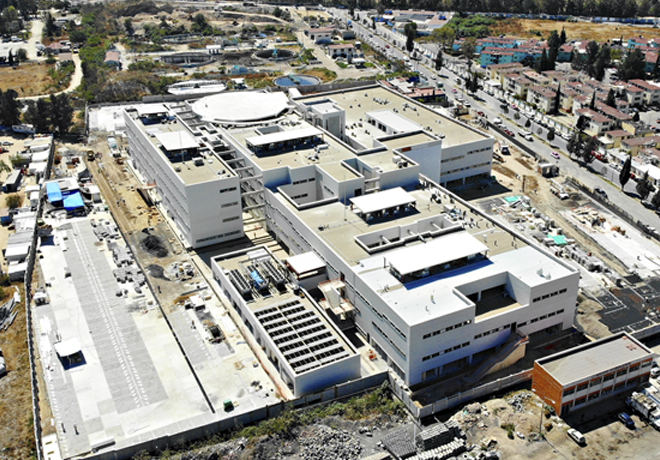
(626, 391, 660, 430)
(549, 178, 569, 199)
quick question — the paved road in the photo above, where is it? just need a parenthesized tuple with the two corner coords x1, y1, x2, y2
(331, 8, 660, 233)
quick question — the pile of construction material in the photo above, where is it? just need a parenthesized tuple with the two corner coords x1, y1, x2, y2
(0, 296, 17, 331)
(109, 243, 134, 266)
(383, 420, 468, 460)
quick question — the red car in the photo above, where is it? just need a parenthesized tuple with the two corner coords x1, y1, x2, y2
(477, 111, 486, 117)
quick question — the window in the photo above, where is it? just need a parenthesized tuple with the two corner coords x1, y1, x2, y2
(223, 216, 239, 222)
(601, 386, 613, 396)
(577, 382, 588, 392)
(219, 187, 237, 193)
(616, 368, 628, 377)
(614, 382, 625, 391)
(604, 373, 614, 382)
(574, 397, 586, 407)
(642, 360, 653, 368)
(590, 377, 602, 387)
(588, 392, 600, 401)
(629, 364, 640, 373)
(563, 387, 575, 397)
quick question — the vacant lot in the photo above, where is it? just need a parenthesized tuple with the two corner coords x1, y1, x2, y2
(492, 18, 660, 42)
(0, 284, 35, 460)
(0, 63, 54, 97)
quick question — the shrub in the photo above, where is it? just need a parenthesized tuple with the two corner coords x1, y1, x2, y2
(5, 194, 22, 209)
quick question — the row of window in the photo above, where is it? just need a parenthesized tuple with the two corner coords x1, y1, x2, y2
(223, 216, 239, 222)
(569, 377, 643, 408)
(474, 323, 512, 340)
(516, 308, 565, 328)
(322, 185, 335, 196)
(291, 193, 309, 200)
(423, 320, 471, 340)
(365, 301, 407, 340)
(372, 322, 406, 359)
(467, 147, 491, 155)
(292, 177, 316, 185)
(422, 341, 470, 362)
(221, 201, 239, 208)
(440, 162, 491, 177)
(532, 288, 567, 303)
(564, 361, 652, 396)
(219, 186, 237, 193)
(440, 155, 465, 164)
(196, 230, 240, 244)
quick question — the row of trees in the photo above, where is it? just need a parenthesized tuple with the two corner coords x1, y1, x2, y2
(23, 94, 74, 135)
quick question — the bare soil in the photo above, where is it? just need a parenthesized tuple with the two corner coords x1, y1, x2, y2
(492, 18, 660, 42)
(0, 284, 36, 460)
(0, 63, 55, 97)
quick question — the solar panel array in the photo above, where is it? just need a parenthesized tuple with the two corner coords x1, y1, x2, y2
(261, 260, 286, 291)
(254, 300, 351, 374)
(229, 269, 252, 300)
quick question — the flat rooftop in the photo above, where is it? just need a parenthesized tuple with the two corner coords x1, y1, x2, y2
(127, 107, 235, 185)
(214, 250, 357, 375)
(225, 114, 355, 171)
(380, 132, 437, 152)
(537, 333, 653, 386)
(278, 187, 522, 265)
(300, 85, 486, 149)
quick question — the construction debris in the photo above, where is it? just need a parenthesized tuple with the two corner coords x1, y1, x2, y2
(0, 296, 17, 331)
(298, 425, 362, 460)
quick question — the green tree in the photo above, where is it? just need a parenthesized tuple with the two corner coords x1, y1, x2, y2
(49, 93, 74, 135)
(605, 88, 616, 107)
(525, 118, 532, 128)
(586, 40, 600, 77)
(581, 136, 597, 165)
(430, 26, 456, 50)
(462, 36, 477, 62)
(0, 89, 21, 126)
(124, 18, 134, 36)
(5, 194, 21, 209)
(16, 48, 27, 62)
(560, 27, 567, 44)
(618, 49, 647, 81)
(567, 131, 583, 159)
(434, 49, 443, 72)
(24, 99, 51, 133)
(619, 154, 632, 190)
(547, 128, 555, 141)
(553, 83, 561, 114)
(593, 44, 611, 81)
(637, 170, 654, 200)
(404, 22, 417, 53)
(651, 190, 660, 209)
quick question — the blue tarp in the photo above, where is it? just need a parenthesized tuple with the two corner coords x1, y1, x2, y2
(46, 182, 62, 202)
(63, 191, 84, 210)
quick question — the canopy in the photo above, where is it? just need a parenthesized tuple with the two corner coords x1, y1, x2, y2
(547, 234, 568, 246)
(46, 182, 62, 202)
(63, 192, 84, 210)
(54, 338, 82, 358)
(286, 252, 325, 276)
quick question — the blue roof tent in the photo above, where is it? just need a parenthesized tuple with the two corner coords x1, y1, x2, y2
(46, 182, 62, 203)
(63, 191, 84, 210)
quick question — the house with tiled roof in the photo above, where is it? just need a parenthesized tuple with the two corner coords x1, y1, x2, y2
(575, 108, 615, 136)
(527, 85, 557, 113)
(629, 79, 660, 105)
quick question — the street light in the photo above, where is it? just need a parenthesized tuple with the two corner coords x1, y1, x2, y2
(531, 388, 555, 436)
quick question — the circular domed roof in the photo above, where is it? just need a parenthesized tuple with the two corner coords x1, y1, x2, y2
(191, 91, 290, 124)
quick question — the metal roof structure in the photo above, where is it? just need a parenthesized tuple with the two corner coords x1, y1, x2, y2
(387, 231, 488, 276)
(350, 187, 416, 215)
(63, 192, 85, 210)
(154, 130, 200, 151)
(245, 127, 323, 149)
(136, 104, 168, 117)
(286, 252, 326, 276)
(537, 333, 653, 385)
(366, 109, 423, 133)
(191, 91, 290, 124)
(46, 182, 62, 202)
(54, 338, 82, 358)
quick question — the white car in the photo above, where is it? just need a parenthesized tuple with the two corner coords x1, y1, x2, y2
(493, 117, 503, 125)
(567, 428, 585, 446)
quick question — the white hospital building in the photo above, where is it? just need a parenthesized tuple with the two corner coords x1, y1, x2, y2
(125, 83, 580, 392)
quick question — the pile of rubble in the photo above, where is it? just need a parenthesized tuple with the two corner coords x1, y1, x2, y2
(0, 295, 16, 332)
(91, 219, 120, 240)
(505, 392, 531, 413)
(298, 425, 362, 460)
(112, 267, 146, 285)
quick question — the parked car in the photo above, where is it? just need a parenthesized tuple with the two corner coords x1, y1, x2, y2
(618, 412, 635, 429)
(493, 117, 502, 125)
(594, 188, 608, 199)
(477, 111, 486, 117)
(567, 428, 585, 446)
(551, 151, 560, 159)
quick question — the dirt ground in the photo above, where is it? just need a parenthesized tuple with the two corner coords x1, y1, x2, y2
(0, 284, 36, 460)
(455, 389, 660, 460)
(0, 63, 56, 97)
(491, 18, 660, 42)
